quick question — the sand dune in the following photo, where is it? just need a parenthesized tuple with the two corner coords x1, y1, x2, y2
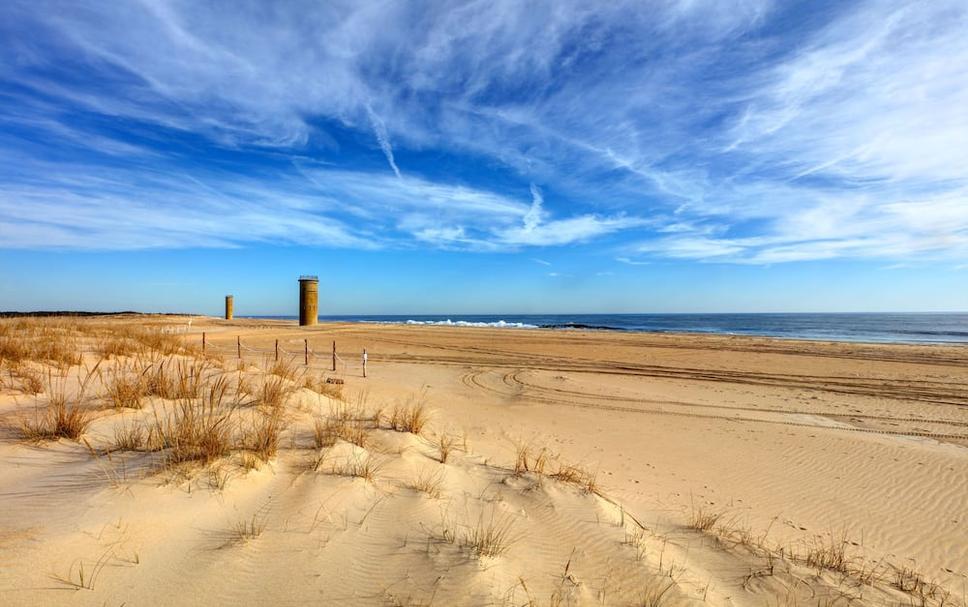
(1, 316, 966, 605)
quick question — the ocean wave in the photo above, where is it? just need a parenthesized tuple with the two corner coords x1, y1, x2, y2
(538, 322, 625, 331)
(403, 319, 537, 329)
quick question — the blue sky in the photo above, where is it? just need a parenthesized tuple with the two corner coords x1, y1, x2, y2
(1, 0, 966, 315)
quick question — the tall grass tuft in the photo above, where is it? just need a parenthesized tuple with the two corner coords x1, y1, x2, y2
(314, 416, 367, 448)
(257, 376, 291, 410)
(408, 468, 444, 498)
(460, 510, 515, 558)
(113, 418, 146, 451)
(103, 362, 146, 409)
(242, 409, 285, 462)
(688, 502, 721, 532)
(149, 376, 235, 464)
(142, 358, 215, 400)
(267, 356, 301, 381)
(513, 443, 549, 475)
(20, 370, 94, 441)
(387, 396, 429, 434)
(330, 453, 381, 481)
(437, 434, 455, 464)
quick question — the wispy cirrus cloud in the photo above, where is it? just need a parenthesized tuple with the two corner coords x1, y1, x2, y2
(0, 0, 965, 265)
(0, 154, 643, 250)
(366, 104, 402, 178)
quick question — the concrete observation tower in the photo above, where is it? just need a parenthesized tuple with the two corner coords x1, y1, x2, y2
(298, 276, 319, 326)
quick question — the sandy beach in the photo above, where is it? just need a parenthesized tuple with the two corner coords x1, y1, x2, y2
(1, 316, 966, 606)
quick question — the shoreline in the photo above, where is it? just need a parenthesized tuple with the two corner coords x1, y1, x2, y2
(250, 314, 968, 346)
(227, 316, 968, 349)
(4, 311, 966, 346)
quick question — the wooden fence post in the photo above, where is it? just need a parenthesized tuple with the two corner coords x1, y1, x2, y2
(237, 336, 241, 359)
(275, 339, 279, 362)
(304, 339, 309, 366)
(332, 340, 336, 372)
(202, 332, 206, 354)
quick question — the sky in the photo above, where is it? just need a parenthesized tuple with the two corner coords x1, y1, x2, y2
(0, 0, 966, 315)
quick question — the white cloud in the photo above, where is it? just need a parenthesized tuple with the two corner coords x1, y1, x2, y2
(0, 153, 648, 250)
(366, 104, 402, 178)
(615, 257, 650, 266)
(523, 184, 544, 232)
(500, 215, 647, 247)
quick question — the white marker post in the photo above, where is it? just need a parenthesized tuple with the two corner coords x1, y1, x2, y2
(362, 348, 368, 378)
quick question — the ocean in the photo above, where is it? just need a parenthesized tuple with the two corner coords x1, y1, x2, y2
(249, 313, 968, 345)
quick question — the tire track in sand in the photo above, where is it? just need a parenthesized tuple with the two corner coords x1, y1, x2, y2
(459, 370, 968, 442)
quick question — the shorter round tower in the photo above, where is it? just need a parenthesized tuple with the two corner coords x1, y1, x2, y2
(224, 295, 234, 320)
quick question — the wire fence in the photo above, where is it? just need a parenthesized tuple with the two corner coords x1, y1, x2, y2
(198, 332, 363, 375)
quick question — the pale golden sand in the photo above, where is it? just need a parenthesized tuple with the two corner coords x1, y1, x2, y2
(1, 316, 966, 606)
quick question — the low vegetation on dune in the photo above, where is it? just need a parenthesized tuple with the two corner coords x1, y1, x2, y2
(387, 395, 429, 434)
(19, 366, 99, 441)
(0, 319, 83, 368)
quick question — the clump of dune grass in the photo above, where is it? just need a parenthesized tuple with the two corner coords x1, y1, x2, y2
(638, 579, 676, 607)
(330, 453, 380, 481)
(242, 409, 284, 462)
(102, 362, 146, 409)
(208, 465, 232, 491)
(267, 356, 301, 381)
(408, 468, 444, 498)
(888, 566, 956, 606)
(231, 511, 268, 544)
(340, 421, 368, 448)
(513, 443, 549, 475)
(257, 376, 292, 410)
(21, 397, 92, 441)
(800, 530, 852, 574)
(142, 357, 218, 401)
(437, 434, 455, 463)
(236, 371, 254, 399)
(388, 396, 429, 434)
(9, 362, 43, 394)
(239, 451, 260, 472)
(313, 417, 330, 448)
(893, 565, 924, 594)
(550, 463, 599, 494)
(688, 502, 721, 532)
(149, 377, 235, 464)
(112, 418, 146, 451)
(20, 368, 98, 441)
(460, 510, 515, 558)
(142, 359, 180, 399)
(313, 415, 368, 448)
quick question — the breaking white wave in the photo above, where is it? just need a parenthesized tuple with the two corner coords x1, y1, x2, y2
(402, 319, 537, 329)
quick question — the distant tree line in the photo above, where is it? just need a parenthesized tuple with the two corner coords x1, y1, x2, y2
(0, 311, 187, 318)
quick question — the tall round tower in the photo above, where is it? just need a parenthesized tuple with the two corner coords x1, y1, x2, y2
(298, 276, 319, 326)
(224, 295, 234, 320)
